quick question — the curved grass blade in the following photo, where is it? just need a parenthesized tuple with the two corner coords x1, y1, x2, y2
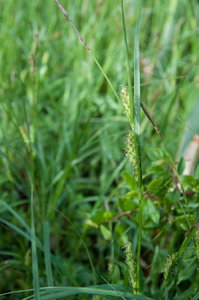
(0, 200, 43, 250)
(47, 205, 97, 286)
(31, 185, 40, 300)
(21, 286, 157, 300)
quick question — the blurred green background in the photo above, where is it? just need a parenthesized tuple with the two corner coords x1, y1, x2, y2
(0, 0, 199, 297)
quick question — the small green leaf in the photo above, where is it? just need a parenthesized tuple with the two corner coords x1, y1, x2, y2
(193, 185, 199, 193)
(181, 175, 196, 188)
(119, 197, 137, 211)
(91, 209, 106, 225)
(125, 190, 138, 198)
(103, 211, 115, 221)
(100, 225, 112, 240)
(146, 165, 165, 175)
(147, 148, 164, 161)
(177, 157, 185, 175)
(143, 200, 160, 224)
(122, 172, 137, 188)
(147, 178, 164, 191)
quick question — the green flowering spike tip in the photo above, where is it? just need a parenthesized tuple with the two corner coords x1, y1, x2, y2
(163, 253, 178, 284)
(120, 86, 134, 130)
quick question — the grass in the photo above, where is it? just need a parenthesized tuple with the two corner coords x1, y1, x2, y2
(0, 0, 199, 299)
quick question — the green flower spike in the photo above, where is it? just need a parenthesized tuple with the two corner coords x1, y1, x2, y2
(163, 253, 178, 284)
(125, 131, 138, 183)
(194, 229, 199, 265)
(123, 241, 137, 293)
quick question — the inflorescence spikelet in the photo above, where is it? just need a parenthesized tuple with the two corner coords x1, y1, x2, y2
(163, 253, 178, 284)
(194, 228, 199, 266)
(120, 86, 138, 183)
(123, 241, 137, 293)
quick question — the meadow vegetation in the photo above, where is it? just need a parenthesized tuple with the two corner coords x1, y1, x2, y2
(0, 0, 199, 299)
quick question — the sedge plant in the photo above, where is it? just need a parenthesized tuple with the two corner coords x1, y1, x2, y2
(1, 0, 199, 299)
(52, 0, 199, 298)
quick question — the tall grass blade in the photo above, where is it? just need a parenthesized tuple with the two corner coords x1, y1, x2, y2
(134, 0, 142, 153)
(42, 221, 54, 287)
(31, 185, 40, 300)
(133, 0, 142, 294)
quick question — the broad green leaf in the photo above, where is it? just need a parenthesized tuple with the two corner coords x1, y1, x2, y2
(91, 209, 106, 225)
(146, 165, 165, 175)
(125, 190, 138, 198)
(122, 172, 137, 188)
(181, 175, 196, 188)
(147, 178, 164, 191)
(193, 185, 199, 192)
(147, 148, 164, 161)
(103, 211, 115, 221)
(100, 225, 112, 240)
(119, 197, 137, 211)
(143, 200, 160, 224)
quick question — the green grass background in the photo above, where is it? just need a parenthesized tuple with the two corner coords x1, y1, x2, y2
(0, 0, 199, 297)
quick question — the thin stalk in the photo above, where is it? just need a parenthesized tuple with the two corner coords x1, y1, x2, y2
(133, 1, 143, 294)
(121, 0, 143, 294)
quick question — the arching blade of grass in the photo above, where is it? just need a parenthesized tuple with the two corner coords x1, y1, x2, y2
(47, 205, 97, 286)
(177, 115, 199, 137)
(31, 185, 40, 300)
(0, 199, 43, 250)
(23, 286, 157, 300)
(0, 286, 157, 300)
